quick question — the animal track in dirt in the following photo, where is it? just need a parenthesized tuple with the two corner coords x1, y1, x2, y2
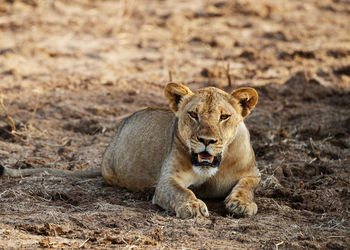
(0, 123, 26, 142)
(334, 64, 350, 76)
(17, 223, 68, 237)
(63, 119, 102, 134)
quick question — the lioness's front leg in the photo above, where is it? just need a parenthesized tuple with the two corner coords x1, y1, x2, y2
(152, 171, 209, 219)
(225, 176, 260, 216)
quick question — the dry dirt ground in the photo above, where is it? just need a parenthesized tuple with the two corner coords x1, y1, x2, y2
(0, 0, 350, 249)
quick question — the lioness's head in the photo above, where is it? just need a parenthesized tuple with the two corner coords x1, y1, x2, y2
(165, 83, 258, 173)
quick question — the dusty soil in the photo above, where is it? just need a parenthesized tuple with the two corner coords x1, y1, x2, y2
(1, 0, 350, 248)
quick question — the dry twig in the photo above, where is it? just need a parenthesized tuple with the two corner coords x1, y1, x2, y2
(275, 241, 284, 250)
(0, 95, 16, 132)
(168, 67, 173, 82)
(225, 63, 232, 87)
(79, 238, 90, 248)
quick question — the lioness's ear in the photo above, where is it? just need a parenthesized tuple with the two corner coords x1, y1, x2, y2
(164, 83, 193, 112)
(231, 87, 258, 118)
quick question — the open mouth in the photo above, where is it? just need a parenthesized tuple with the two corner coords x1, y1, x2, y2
(190, 151, 222, 168)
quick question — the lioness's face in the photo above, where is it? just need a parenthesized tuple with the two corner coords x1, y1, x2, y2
(178, 89, 241, 168)
(164, 83, 258, 170)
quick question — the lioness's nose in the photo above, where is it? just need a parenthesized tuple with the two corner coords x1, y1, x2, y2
(197, 137, 217, 146)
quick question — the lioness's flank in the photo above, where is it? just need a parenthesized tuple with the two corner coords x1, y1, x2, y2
(0, 83, 260, 219)
(102, 83, 260, 218)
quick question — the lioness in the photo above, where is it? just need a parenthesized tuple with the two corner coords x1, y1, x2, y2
(1, 83, 260, 218)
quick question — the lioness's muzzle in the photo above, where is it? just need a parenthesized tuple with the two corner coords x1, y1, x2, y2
(190, 151, 222, 168)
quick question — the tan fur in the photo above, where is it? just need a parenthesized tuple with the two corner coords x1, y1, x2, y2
(1, 83, 260, 219)
(102, 83, 260, 218)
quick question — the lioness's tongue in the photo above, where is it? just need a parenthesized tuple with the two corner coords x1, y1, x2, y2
(198, 152, 214, 163)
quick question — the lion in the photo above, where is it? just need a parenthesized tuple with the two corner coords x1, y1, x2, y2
(0, 83, 260, 219)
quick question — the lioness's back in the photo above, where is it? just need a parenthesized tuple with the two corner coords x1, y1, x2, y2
(101, 107, 176, 190)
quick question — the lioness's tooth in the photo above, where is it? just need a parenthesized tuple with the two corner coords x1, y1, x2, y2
(209, 156, 214, 163)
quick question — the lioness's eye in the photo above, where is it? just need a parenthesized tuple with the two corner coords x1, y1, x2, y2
(220, 114, 231, 121)
(188, 111, 198, 120)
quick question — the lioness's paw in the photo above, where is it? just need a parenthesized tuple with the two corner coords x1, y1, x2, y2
(175, 199, 209, 219)
(225, 197, 257, 217)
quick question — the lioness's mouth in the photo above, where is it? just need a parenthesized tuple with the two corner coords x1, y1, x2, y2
(198, 151, 214, 163)
(190, 151, 222, 168)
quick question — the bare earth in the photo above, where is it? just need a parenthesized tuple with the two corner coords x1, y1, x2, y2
(0, 0, 349, 248)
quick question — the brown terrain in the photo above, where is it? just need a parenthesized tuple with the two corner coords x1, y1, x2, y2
(0, 0, 350, 248)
